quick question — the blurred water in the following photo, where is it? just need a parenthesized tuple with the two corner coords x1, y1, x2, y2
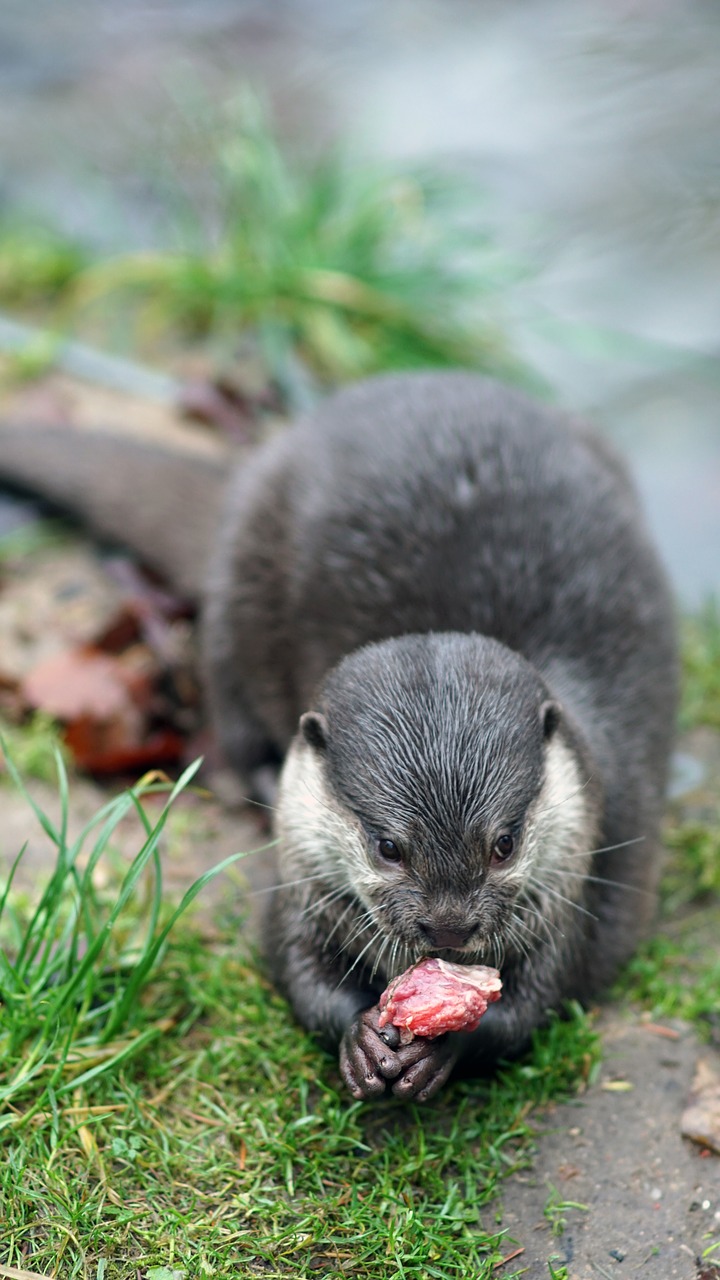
(0, 0, 718, 603)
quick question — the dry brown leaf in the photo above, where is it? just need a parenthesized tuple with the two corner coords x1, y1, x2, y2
(681, 1055, 720, 1154)
(22, 647, 141, 720)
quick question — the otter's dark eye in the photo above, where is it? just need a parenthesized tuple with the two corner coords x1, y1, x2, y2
(492, 833, 515, 864)
(377, 838, 402, 864)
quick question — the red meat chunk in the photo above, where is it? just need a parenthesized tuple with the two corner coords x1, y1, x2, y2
(378, 957, 502, 1042)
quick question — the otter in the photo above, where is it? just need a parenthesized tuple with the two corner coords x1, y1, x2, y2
(0, 372, 679, 1101)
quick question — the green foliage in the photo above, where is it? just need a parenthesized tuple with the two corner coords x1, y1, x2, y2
(543, 1184, 589, 1238)
(0, 752, 599, 1277)
(0, 221, 88, 306)
(0, 948, 598, 1277)
(0, 95, 527, 391)
(662, 814, 720, 912)
(615, 933, 720, 1025)
(0, 749, 254, 1120)
(680, 599, 720, 731)
(0, 330, 62, 383)
(0, 712, 69, 782)
(501, 1002, 601, 1105)
(75, 95, 519, 384)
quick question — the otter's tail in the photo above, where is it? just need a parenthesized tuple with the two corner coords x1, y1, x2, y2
(0, 418, 233, 599)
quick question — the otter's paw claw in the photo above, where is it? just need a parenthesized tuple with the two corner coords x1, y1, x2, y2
(391, 1035, 458, 1102)
(339, 1006, 403, 1099)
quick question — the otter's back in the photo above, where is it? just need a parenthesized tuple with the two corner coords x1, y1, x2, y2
(210, 371, 677, 797)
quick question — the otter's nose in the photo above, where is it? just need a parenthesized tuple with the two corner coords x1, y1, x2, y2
(419, 922, 473, 950)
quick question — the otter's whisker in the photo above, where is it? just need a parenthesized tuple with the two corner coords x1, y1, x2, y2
(248, 871, 329, 897)
(324, 901, 357, 947)
(565, 835, 646, 860)
(341, 929, 383, 984)
(370, 933, 392, 982)
(304, 885, 352, 919)
(541, 867, 654, 896)
(504, 919, 533, 963)
(337, 911, 376, 954)
(513, 900, 566, 942)
(528, 878, 599, 922)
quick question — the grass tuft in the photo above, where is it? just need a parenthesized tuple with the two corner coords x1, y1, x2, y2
(0, 749, 599, 1277)
(74, 94, 519, 383)
(0, 95, 526, 391)
(0, 747, 254, 1126)
(615, 933, 720, 1027)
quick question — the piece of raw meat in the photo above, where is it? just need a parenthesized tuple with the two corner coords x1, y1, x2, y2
(378, 957, 502, 1042)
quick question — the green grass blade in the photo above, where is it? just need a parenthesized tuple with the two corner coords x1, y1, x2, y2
(102, 840, 274, 1039)
(40, 762, 203, 1028)
(0, 840, 28, 919)
(0, 735, 61, 846)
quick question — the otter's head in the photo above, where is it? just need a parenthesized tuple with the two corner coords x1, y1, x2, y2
(276, 633, 599, 976)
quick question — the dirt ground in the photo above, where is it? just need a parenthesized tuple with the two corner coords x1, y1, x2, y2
(499, 1015, 720, 1279)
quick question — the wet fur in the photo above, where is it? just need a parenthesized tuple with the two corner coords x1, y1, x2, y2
(0, 371, 679, 1086)
(204, 372, 678, 1074)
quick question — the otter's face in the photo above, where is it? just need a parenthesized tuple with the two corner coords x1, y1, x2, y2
(276, 634, 599, 978)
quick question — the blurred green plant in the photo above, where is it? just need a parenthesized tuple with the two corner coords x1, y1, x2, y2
(661, 814, 720, 913)
(0, 712, 69, 783)
(0, 222, 88, 307)
(0, 95, 526, 389)
(681, 598, 720, 731)
(615, 932, 720, 1025)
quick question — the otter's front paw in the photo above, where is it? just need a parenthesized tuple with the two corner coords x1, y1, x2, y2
(391, 1035, 459, 1102)
(340, 1006, 404, 1099)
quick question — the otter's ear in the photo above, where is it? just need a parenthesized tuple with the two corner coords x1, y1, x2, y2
(299, 711, 328, 752)
(540, 700, 562, 741)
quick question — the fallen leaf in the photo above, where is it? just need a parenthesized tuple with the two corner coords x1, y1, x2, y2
(642, 1023, 681, 1040)
(64, 722, 185, 773)
(22, 647, 137, 720)
(681, 1055, 720, 1155)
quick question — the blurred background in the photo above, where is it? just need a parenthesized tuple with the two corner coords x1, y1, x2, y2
(0, 0, 718, 602)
